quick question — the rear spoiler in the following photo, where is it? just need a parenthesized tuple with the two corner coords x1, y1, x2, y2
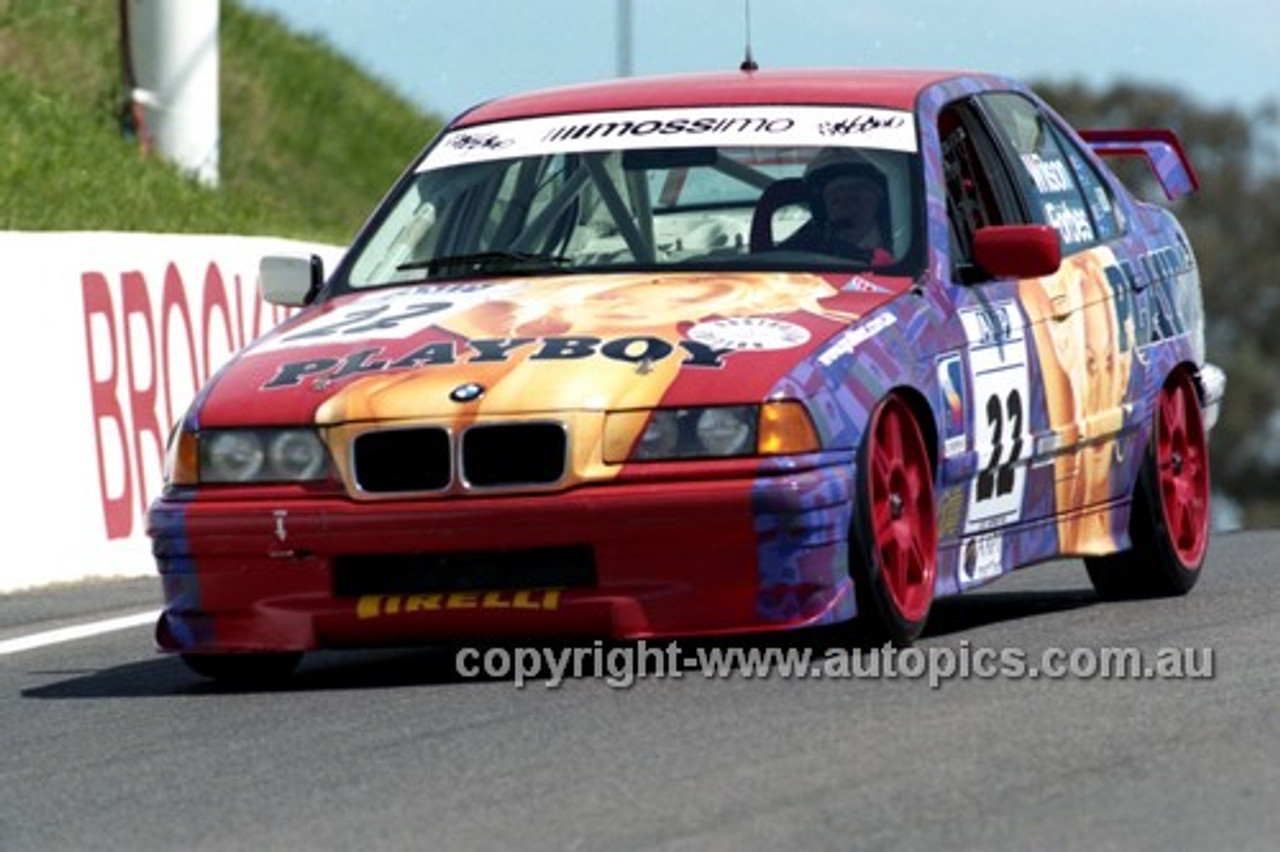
(1079, 129, 1199, 201)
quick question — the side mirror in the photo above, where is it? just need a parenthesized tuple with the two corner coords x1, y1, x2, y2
(260, 254, 324, 306)
(972, 225, 1061, 279)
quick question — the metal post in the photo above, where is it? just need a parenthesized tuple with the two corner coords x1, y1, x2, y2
(126, 0, 220, 186)
(617, 0, 633, 78)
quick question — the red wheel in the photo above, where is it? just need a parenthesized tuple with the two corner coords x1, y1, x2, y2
(1086, 369, 1210, 598)
(851, 394, 937, 644)
(1155, 371, 1210, 568)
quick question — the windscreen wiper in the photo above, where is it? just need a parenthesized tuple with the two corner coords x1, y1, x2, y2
(396, 251, 571, 276)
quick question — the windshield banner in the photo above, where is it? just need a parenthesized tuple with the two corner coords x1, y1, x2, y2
(422, 106, 917, 170)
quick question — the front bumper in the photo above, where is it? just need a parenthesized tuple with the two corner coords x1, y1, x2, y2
(149, 458, 859, 653)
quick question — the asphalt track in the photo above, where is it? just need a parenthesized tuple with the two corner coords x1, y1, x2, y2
(2, 530, 1277, 851)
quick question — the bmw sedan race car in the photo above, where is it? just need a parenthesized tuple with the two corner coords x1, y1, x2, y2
(148, 68, 1225, 681)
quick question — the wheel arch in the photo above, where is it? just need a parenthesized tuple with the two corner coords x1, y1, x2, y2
(889, 384, 940, 480)
(1185, 359, 1212, 406)
(1147, 358, 1205, 437)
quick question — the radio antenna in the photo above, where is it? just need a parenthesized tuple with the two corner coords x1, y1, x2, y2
(740, 0, 758, 71)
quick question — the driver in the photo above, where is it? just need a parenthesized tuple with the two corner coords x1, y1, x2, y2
(779, 148, 893, 265)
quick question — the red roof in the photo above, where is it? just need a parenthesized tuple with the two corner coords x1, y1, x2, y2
(453, 68, 970, 126)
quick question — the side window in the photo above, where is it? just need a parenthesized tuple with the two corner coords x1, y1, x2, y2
(1050, 121, 1124, 240)
(938, 103, 1018, 273)
(980, 92, 1107, 251)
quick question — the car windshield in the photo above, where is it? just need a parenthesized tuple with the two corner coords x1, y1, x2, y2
(344, 105, 924, 288)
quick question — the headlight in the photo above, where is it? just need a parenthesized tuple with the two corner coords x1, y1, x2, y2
(635, 409, 682, 459)
(604, 402, 819, 462)
(203, 431, 266, 482)
(695, 407, 753, 456)
(267, 431, 330, 480)
(196, 428, 331, 483)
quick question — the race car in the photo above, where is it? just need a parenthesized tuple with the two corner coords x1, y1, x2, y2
(148, 67, 1225, 681)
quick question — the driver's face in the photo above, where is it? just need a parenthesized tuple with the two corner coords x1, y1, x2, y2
(822, 175, 882, 229)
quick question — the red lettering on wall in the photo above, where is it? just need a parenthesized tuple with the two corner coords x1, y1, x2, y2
(82, 272, 134, 540)
(81, 259, 292, 539)
(122, 272, 165, 520)
(161, 264, 199, 431)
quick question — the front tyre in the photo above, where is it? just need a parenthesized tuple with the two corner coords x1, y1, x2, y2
(180, 652, 303, 685)
(850, 395, 938, 646)
(1086, 369, 1209, 599)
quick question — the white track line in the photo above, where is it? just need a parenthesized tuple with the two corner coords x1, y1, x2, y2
(0, 610, 160, 656)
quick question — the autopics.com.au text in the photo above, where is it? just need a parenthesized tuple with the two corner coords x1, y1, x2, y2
(455, 639, 1214, 690)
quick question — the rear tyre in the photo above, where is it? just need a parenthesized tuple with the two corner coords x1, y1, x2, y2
(180, 652, 303, 685)
(1085, 369, 1209, 599)
(849, 395, 938, 646)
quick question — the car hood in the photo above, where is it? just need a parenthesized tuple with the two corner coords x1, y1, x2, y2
(193, 271, 908, 427)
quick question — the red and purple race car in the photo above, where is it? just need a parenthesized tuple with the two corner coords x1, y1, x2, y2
(148, 68, 1225, 681)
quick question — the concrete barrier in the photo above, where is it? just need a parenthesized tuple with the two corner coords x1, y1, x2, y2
(0, 232, 343, 593)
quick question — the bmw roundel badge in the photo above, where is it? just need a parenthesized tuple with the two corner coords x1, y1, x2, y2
(449, 382, 485, 403)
